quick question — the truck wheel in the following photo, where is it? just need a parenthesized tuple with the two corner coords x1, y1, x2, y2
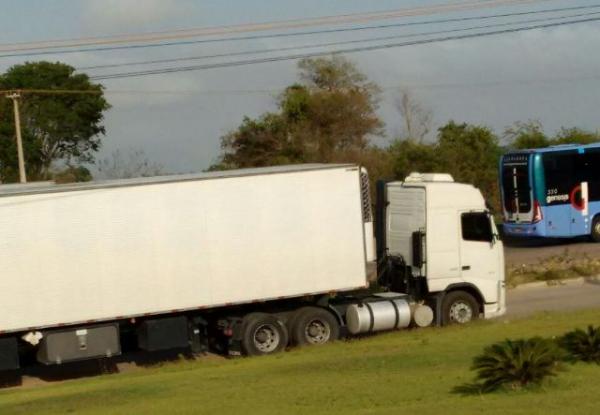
(442, 291, 479, 325)
(290, 307, 340, 346)
(241, 313, 288, 356)
(591, 217, 600, 242)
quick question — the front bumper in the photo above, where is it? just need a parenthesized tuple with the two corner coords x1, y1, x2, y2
(502, 222, 545, 237)
(484, 303, 507, 319)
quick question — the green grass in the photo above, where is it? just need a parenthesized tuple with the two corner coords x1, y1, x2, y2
(1, 309, 600, 415)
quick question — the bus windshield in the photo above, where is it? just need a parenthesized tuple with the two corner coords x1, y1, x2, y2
(501, 153, 531, 216)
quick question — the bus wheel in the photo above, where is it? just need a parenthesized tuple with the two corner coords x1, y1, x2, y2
(442, 291, 480, 325)
(241, 313, 289, 356)
(591, 217, 600, 242)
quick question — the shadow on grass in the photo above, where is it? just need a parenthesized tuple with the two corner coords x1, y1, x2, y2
(0, 349, 205, 389)
(0, 371, 23, 389)
(451, 380, 557, 396)
(451, 382, 485, 396)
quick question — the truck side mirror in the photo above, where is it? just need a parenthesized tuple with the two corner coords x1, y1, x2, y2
(412, 231, 424, 268)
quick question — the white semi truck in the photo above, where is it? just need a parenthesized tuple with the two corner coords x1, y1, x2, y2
(0, 164, 505, 371)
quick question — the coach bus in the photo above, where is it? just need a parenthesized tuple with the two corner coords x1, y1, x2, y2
(500, 143, 600, 240)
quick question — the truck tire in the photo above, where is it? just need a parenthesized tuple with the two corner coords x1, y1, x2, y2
(441, 291, 479, 325)
(591, 216, 600, 242)
(241, 313, 289, 356)
(290, 307, 340, 346)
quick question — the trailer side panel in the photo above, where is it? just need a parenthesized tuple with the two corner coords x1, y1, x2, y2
(0, 166, 367, 333)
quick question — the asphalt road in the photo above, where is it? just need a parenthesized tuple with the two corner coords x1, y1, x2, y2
(503, 235, 600, 266)
(504, 235, 600, 316)
(507, 277, 600, 317)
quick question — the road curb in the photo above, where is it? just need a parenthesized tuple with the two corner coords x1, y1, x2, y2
(509, 276, 599, 290)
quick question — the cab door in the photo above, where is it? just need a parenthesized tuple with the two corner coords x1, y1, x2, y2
(459, 211, 500, 304)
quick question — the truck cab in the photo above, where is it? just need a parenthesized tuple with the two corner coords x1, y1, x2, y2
(377, 173, 506, 324)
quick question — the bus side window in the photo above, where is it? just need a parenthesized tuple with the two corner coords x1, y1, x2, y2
(543, 151, 577, 203)
(577, 149, 600, 202)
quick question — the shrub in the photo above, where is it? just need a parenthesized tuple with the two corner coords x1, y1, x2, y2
(471, 337, 563, 392)
(559, 325, 600, 364)
(53, 166, 93, 183)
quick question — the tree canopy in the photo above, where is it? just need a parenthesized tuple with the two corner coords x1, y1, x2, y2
(505, 120, 599, 149)
(554, 127, 600, 145)
(0, 61, 110, 182)
(390, 121, 502, 211)
(212, 55, 599, 213)
(216, 56, 383, 170)
(504, 120, 550, 149)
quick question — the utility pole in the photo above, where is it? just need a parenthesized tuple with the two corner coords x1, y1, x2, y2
(6, 91, 27, 183)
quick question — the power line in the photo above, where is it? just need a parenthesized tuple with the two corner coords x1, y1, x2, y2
(0, 0, 548, 53)
(0, 89, 103, 95)
(4, 72, 600, 99)
(79, 9, 600, 72)
(401, 74, 600, 90)
(89, 16, 600, 81)
(0, 1, 587, 60)
(97, 75, 600, 93)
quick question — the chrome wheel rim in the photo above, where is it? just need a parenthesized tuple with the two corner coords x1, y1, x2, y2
(304, 319, 331, 344)
(253, 324, 280, 353)
(449, 301, 473, 324)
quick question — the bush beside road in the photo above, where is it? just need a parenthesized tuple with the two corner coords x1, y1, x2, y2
(503, 236, 600, 287)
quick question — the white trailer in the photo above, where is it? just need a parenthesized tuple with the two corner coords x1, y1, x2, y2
(0, 165, 504, 372)
(0, 164, 369, 334)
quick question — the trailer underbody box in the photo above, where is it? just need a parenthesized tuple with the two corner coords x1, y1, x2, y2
(37, 324, 121, 365)
(137, 316, 190, 352)
(0, 337, 19, 371)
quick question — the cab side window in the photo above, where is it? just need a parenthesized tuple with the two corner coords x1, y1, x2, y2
(461, 212, 493, 242)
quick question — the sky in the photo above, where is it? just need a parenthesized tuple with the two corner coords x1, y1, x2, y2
(1, 0, 600, 173)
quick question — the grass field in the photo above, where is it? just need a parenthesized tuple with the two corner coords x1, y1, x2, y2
(1, 309, 599, 415)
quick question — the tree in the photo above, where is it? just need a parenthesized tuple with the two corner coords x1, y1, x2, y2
(298, 55, 374, 91)
(505, 122, 600, 149)
(436, 121, 502, 211)
(53, 165, 93, 184)
(220, 113, 294, 168)
(388, 139, 438, 180)
(395, 89, 432, 143)
(504, 120, 549, 149)
(554, 127, 600, 145)
(216, 56, 384, 168)
(387, 121, 502, 211)
(96, 149, 164, 179)
(0, 61, 110, 182)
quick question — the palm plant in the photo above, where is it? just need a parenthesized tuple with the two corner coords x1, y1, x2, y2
(471, 337, 563, 392)
(559, 325, 600, 364)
